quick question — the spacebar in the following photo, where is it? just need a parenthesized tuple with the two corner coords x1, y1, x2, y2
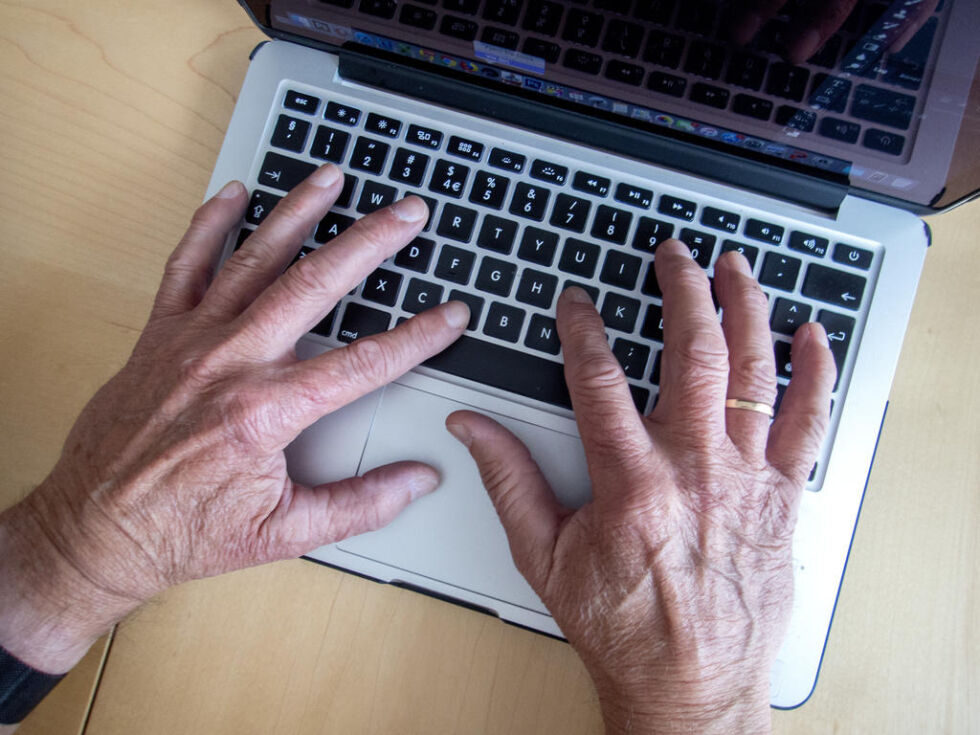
(422, 335, 572, 409)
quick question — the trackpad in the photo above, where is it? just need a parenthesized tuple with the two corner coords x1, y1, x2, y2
(338, 383, 591, 615)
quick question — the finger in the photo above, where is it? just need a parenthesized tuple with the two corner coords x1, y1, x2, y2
(785, 0, 860, 64)
(238, 195, 429, 355)
(261, 461, 440, 557)
(446, 410, 565, 589)
(652, 239, 729, 430)
(714, 250, 778, 459)
(202, 163, 344, 317)
(766, 323, 836, 486)
(150, 180, 247, 319)
(276, 300, 469, 432)
(731, 0, 788, 44)
(555, 288, 652, 482)
(892, 0, 939, 51)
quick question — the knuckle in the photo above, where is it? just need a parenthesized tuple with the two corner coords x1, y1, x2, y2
(570, 353, 624, 390)
(270, 193, 315, 229)
(731, 351, 777, 397)
(670, 325, 729, 374)
(219, 390, 273, 448)
(281, 252, 339, 301)
(342, 336, 397, 386)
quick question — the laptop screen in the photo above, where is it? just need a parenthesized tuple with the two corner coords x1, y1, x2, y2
(240, 0, 980, 212)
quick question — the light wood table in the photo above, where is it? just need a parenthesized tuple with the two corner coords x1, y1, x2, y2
(2, 2, 977, 733)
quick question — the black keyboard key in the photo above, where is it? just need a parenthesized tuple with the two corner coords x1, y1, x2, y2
(563, 49, 603, 75)
(808, 34, 842, 69)
(510, 182, 550, 221)
(614, 183, 653, 208)
(649, 350, 662, 386)
(337, 302, 390, 343)
(882, 17, 937, 90)
(592, 205, 632, 244)
(481, 26, 519, 49)
(640, 303, 664, 342)
(832, 243, 873, 271)
(759, 252, 802, 291)
(774, 340, 793, 380)
(612, 339, 650, 380)
(310, 126, 351, 163)
(399, 3, 437, 29)
(489, 148, 525, 172)
(643, 30, 684, 68)
(809, 74, 851, 114)
(720, 240, 759, 270)
(635, 0, 674, 24)
(484, 302, 525, 343)
(475, 257, 517, 297)
(690, 83, 729, 109)
(360, 0, 396, 18)
(245, 190, 281, 226)
(440, 14, 478, 40)
(788, 231, 829, 258)
(602, 19, 644, 58)
(558, 238, 600, 278)
(362, 267, 403, 307)
(802, 264, 866, 310)
(550, 194, 591, 233)
(386, 149, 429, 189)
(447, 289, 484, 331)
(310, 306, 337, 339)
(679, 228, 716, 268)
(522, 0, 563, 36)
(766, 63, 810, 102)
(675, 0, 716, 34)
(863, 129, 905, 156)
(324, 101, 360, 126)
(365, 113, 402, 139)
(477, 215, 518, 254)
(402, 278, 444, 314)
(424, 335, 571, 408)
(659, 194, 696, 221)
(605, 60, 645, 86)
(517, 227, 559, 266)
(436, 203, 478, 242)
(284, 90, 320, 114)
(573, 171, 611, 197)
(600, 293, 640, 333)
(632, 217, 674, 253)
(530, 159, 568, 186)
(684, 41, 725, 80)
(647, 71, 687, 97)
(314, 211, 355, 243)
(395, 236, 435, 272)
(819, 117, 861, 144)
(641, 262, 661, 298)
(271, 115, 311, 153)
(469, 170, 510, 209)
(563, 280, 599, 304)
(525, 314, 561, 355)
(732, 94, 773, 121)
(356, 180, 397, 214)
(334, 174, 355, 210)
(522, 37, 561, 64)
(770, 297, 812, 336)
(483, 0, 521, 25)
(744, 218, 784, 245)
(700, 207, 740, 234)
(258, 152, 315, 192)
(600, 251, 642, 290)
(817, 310, 856, 387)
(448, 135, 484, 161)
(563, 8, 604, 47)
(235, 227, 253, 250)
(775, 105, 816, 133)
(350, 137, 390, 175)
(435, 245, 475, 284)
(430, 159, 469, 198)
(851, 85, 916, 130)
(444, 0, 478, 12)
(516, 269, 558, 309)
(418, 195, 437, 231)
(726, 53, 767, 91)
(407, 124, 442, 149)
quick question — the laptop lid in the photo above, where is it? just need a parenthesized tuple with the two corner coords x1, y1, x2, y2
(237, 0, 980, 214)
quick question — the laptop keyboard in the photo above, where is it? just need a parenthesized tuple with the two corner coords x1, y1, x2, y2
(234, 83, 880, 490)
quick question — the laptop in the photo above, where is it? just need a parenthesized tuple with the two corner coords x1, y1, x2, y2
(206, 0, 980, 708)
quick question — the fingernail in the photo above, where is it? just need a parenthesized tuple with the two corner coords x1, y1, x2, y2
(562, 286, 592, 304)
(443, 300, 470, 330)
(446, 422, 473, 448)
(792, 29, 822, 63)
(215, 180, 245, 199)
(723, 248, 752, 274)
(390, 196, 428, 222)
(309, 163, 341, 188)
(659, 238, 690, 257)
(407, 469, 440, 499)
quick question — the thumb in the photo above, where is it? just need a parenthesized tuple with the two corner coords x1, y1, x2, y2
(446, 410, 566, 589)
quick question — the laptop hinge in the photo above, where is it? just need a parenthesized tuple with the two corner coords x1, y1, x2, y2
(338, 46, 847, 217)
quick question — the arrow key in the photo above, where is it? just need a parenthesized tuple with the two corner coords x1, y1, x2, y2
(770, 297, 812, 336)
(802, 263, 866, 310)
(817, 310, 856, 389)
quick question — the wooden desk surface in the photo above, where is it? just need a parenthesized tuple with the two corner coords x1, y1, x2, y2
(1, 2, 976, 733)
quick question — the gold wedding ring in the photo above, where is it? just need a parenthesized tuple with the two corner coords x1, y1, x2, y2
(725, 398, 775, 418)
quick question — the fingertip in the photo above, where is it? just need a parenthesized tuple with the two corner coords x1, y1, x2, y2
(405, 463, 440, 499)
(214, 180, 246, 200)
(560, 285, 593, 305)
(445, 416, 473, 448)
(441, 299, 470, 330)
(390, 195, 429, 222)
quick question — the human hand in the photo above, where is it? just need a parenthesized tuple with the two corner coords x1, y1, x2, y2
(732, 0, 938, 64)
(447, 241, 836, 733)
(0, 165, 468, 675)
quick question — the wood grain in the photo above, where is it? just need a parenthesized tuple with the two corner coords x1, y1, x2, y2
(1, 1, 976, 733)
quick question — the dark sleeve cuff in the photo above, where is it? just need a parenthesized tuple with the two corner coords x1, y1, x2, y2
(0, 645, 66, 724)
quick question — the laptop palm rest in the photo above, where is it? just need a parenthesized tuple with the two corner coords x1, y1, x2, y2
(330, 382, 591, 615)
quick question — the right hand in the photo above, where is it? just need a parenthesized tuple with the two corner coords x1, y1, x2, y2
(448, 241, 836, 733)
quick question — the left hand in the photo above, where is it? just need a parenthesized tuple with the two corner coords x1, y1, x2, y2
(0, 165, 468, 675)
